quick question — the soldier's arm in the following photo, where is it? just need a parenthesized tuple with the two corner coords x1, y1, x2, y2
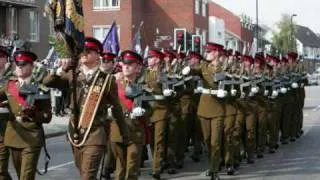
(0, 83, 7, 102)
(107, 76, 129, 141)
(42, 70, 70, 90)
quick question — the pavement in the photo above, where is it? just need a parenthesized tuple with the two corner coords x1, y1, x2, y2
(43, 115, 68, 138)
(9, 85, 320, 180)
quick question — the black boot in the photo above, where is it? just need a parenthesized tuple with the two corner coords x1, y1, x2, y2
(190, 154, 200, 162)
(226, 166, 235, 175)
(290, 137, 296, 142)
(167, 167, 177, 175)
(205, 169, 213, 176)
(211, 172, 220, 180)
(151, 172, 161, 180)
(247, 154, 254, 164)
(268, 147, 276, 154)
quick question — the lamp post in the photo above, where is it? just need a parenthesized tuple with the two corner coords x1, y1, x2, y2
(291, 14, 297, 52)
(256, 0, 259, 51)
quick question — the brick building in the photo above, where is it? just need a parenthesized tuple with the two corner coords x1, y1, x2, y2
(83, 0, 209, 51)
(0, 0, 51, 58)
(208, 2, 254, 51)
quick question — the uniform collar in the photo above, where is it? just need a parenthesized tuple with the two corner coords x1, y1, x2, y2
(18, 75, 32, 85)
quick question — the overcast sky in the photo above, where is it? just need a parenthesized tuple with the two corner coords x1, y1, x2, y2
(212, 0, 320, 33)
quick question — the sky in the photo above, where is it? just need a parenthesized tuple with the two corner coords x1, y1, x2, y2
(212, 0, 320, 33)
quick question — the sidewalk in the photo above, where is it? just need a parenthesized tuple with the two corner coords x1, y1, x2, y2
(43, 115, 68, 138)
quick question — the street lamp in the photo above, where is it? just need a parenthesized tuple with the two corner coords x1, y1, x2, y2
(256, 0, 259, 51)
(291, 14, 297, 52)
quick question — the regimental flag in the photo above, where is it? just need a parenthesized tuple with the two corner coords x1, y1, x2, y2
(45, 0, 85, 56)
(102, 21, 120, 54)
(132, 21, 144, 55)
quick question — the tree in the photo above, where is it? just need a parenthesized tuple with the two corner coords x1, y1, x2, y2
(271, 14, 297, 55)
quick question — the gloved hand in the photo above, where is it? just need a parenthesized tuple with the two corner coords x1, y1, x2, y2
(231, 89, 237, 96)
(251, 87, 259, 94)
(182, 66, 191, 75)
(291, 82, 298, 89)
(280, 87, 287, 94)
(217, 89, 227, 98)
(163, 89, 175, 97)
(130, 107, 146, 119)
(272, 90, 278, 98)
(264, 90, 269, 96)
(194, 86, 203, 94)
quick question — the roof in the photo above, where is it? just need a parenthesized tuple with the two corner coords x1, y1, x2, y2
(295, 25, 320, 48)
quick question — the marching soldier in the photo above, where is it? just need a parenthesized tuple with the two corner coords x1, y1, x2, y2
(220, 50, 237, 175)
(0, 47, 12, 180)
(100, 52, 117, 179)
(144, 49, 179, 179)
(252, 54, 269, 158)
(196, 43, 226, 180)
(0, 51, 52, 180)
(43, 37, 128, 180)
(238, 55, 258, 164)
(112, 50, 151, 180)
(184, 51, 203, 163)
(279, 57, 292, 144)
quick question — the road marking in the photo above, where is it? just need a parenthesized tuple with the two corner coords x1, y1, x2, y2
(39, 161, 74, 172)
(304, 114, 309, 117)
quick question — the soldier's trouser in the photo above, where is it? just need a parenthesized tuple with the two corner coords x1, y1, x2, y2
(186, 112, 203, 156)
(104, 142, 116, 171)
(290, 101, 299, 138)
(0, 143, 11, 180)
(176, 113, 188, 163)
(199, 116, 223, 173)
(281, 103, 292, 140)
(233, 113, 245, 162)
(267, 110, 280, 148)
(256, 108, 268, 151)
(10, 146, 41, 180)
(72, 145, 104, 180)
(152, 117, 177, 172)
(298, 92, 305, 131)
(112, 142, 143, 180)
(244, 113, 256, 156)
(223, 115, 236, 166)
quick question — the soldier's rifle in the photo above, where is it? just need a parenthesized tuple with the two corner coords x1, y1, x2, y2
(19, 82, 51, 109)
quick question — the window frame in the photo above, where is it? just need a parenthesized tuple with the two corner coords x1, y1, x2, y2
(202, 1, 207, 17)
(29, 10, 40, 42)
(92, 25, 120, 43)
(195, 0, 200, 15)
(93, 0, 120, 11)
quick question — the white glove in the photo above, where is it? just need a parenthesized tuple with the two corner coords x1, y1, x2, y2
(291, 82, 298, 89)
(231, 89, 237, 96)
(240, 92, 246, 98)
(251, 87, 259, 94)
(194, 86, 203, 94)
(217, 89, 226, 98)
(264, 90, 269, 96)
(182, 66, 191, 75)
(163, 89, 175, 97)
(130, 107, 146, 119)
(271, 90, 278, 98)
(280, 87, 287, 94)
(248, 92, 255, 97)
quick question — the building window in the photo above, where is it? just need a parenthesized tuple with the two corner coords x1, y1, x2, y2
(8, 7, 18, 37)
(195, 0, 200, 15)
(29, 11, 39, 42)
(92, 25, 120, 42)
(202, 30, 207, 45)
(202, 1, 207, 17)
(93, 0, 120, 10)
(195, 28, 200, 35)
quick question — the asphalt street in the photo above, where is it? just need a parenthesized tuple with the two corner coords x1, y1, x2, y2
(6, 86, 320, 180)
